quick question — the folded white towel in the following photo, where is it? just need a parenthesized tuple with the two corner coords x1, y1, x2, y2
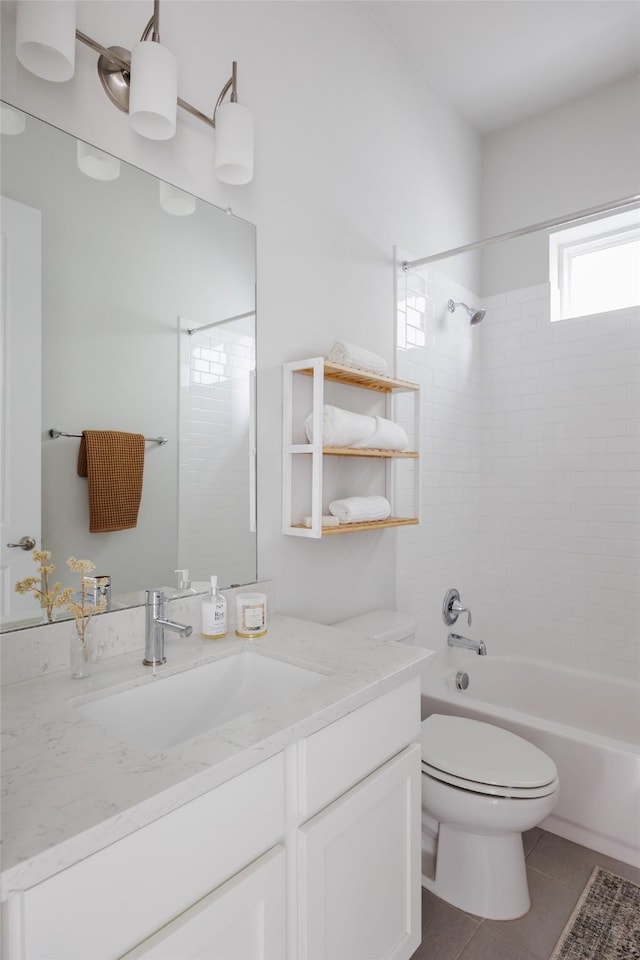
(329, 496, 392, 524)
(327, 341, 388, 375)
(305, 405, 408, 450)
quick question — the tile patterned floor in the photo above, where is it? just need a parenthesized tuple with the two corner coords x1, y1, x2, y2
(410, 829, 640, 960)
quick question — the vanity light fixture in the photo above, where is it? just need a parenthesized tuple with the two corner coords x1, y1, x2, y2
(14, 0, 254, 184)
(159, 181, 197, 216)
(0, 103, 26, 135)
(76, 141, 121, 181)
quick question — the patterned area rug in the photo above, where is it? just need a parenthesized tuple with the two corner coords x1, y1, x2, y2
(550, 866, 640, 960)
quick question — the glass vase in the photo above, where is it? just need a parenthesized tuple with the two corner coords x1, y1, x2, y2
(70, 625, 93, 679)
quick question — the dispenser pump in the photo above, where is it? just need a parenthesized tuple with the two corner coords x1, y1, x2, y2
(174, 568, 190, 590)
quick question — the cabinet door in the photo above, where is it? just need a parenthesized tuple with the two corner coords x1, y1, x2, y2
(298, 743, 421, 960)
(122, 846, 286, 960)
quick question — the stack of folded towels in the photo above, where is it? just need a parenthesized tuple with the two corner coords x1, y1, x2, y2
(327, 341, 388, 375)
(305, 404, 408, 451)
(329, 496, 392, 524)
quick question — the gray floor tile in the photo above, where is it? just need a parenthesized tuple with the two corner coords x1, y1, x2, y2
(480, 867, 580, 960)
(523, 826, 543, 858)
(527, 830, 640, 891)
(458, 923, 540, 960)
(410, 889, 481, 960)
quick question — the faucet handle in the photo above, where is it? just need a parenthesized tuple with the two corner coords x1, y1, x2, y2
(451, 598, 472, 626)
(442, 588, 472, 626)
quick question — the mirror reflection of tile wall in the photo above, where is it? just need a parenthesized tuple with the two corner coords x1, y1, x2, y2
(179, 317, 256, 586)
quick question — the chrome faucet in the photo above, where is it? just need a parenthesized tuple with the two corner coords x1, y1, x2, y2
(144, 589, 193, 666)
(448, 632, 486, 656)
(83, 574, 111, 612)
(442, 588, 472, 626)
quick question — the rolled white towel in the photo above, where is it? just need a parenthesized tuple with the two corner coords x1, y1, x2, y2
(305, 406, 408, 450)
(329, 496, 392, 524)
(327, 341, 388, 375)
(352, 415, 408, 451)
(305, 405, 376, 447)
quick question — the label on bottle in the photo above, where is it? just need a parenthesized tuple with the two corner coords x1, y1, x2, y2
(202, 598, 227, 638)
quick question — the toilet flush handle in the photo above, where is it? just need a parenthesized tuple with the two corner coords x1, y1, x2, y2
(442, 588, 472, 627)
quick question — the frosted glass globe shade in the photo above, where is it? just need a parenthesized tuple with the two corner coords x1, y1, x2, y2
(129, 40, 177, 141)
(16, 0, 76, 82)
(0, 105, 27, 135)
(77, 141, 121, 181)
(159, 182, 196, 216)
(214, 102, 254, 185)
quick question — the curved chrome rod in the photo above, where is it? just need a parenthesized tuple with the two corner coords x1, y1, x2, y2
(49, 429, 168, 445)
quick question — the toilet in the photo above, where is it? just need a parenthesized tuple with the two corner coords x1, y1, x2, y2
(332, 610, 560, 921)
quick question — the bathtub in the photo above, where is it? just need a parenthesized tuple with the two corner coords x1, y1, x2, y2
(419, 649, 640, 868)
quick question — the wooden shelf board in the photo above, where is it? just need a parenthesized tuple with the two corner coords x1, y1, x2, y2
(291, 517, 419, 535)
(296, 361, 419, 393)
(322, 446, 418, 459)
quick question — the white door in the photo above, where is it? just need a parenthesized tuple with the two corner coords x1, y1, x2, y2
(0, 196, 42, 624)
(122, 846, 287, 960)
(298, 743, 422, 960)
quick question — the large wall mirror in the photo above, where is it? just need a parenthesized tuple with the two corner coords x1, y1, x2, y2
(0, 103, 257, 631)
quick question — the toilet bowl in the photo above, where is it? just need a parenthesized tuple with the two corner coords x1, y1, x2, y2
(332, 609, 560, 921)
(420, 713, 559, 919)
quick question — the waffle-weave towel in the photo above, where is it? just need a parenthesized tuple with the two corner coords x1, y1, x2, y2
(77, 431, 145, 533)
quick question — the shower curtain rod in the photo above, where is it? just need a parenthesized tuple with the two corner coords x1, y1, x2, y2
(187, 310, 255, 335)
(402, 193, 640, 271)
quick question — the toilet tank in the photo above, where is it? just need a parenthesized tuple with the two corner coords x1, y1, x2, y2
(332, 609, 416, 644)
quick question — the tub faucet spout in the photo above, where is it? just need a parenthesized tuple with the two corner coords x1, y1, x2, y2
(448, 632, 486, 656)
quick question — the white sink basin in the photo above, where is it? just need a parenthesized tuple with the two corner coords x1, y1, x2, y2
(73, 652, 326, 752)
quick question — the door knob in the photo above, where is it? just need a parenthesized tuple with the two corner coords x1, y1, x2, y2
(6, 535, 36, 551)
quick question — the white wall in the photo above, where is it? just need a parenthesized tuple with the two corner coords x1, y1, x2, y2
(480, 73, 640, 295)
(0, 1, 481, 623)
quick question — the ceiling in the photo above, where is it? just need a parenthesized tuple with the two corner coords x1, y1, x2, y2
(362, 1, 640, 134)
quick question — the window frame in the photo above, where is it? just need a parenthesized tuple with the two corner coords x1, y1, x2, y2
(549, 208, 640, 323)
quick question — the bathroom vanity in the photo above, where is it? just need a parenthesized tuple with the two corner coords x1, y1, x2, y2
(1, 615, 428, 959)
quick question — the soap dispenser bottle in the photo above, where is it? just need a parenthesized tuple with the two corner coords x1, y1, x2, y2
(201, 576, 227, 639)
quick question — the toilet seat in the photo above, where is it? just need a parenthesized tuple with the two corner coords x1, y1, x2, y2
(420, 714, 558, 796)
(421, 760, 559, 799)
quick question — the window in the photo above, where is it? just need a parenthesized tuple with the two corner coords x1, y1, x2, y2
(549, 209, 640, 322)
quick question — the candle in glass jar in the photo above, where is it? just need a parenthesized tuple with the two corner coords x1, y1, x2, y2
(235, 592, 267, 637)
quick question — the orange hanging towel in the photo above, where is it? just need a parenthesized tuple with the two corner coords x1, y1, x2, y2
(77, 431, 145, 533)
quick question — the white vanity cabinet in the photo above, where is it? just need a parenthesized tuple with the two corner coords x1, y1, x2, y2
(121, 846, 287, 960)
(2, 676, 422, 960)
(2, 753, 286, 960)
(295, 677, 422, 960)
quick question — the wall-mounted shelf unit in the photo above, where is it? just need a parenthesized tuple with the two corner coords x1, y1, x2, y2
(282, 358, 420, 537)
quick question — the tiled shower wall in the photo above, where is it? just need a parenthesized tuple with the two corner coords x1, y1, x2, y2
(395, 267, 481, 648)
(396, 270, 640, 680)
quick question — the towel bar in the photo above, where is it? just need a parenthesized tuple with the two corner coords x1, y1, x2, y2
(49, 429, 168, 445)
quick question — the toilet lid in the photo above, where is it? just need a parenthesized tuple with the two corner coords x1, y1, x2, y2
(420, 714, 558, 790)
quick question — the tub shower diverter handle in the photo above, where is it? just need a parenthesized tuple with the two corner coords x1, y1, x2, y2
(442, 588, 472, 627)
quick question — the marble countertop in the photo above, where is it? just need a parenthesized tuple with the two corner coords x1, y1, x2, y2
(1, 615, 429, 898)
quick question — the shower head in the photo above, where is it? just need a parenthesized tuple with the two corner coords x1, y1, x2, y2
(447, 299, 485, 325)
